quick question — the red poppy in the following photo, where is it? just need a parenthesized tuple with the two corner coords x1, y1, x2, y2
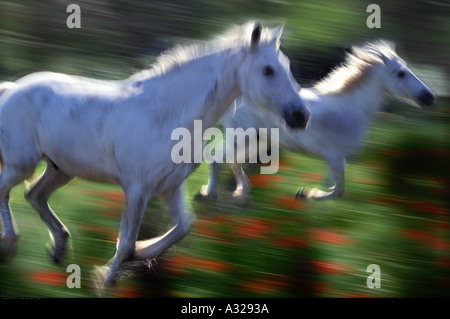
(194, 259, 231, 273)
(312, 260, 350, 274)
(312, 228, 352, 246)
(275, 194, 306, 210)
(81, 224, 118, 242)
(241, 276, 288, 295)
(235, 218, 273, 239)
(400, 229, 450, 251)
(414, 200, 445, 215)
(168, 255, 190, 275)
(275, 235, 308, 248)
(249, 174, 284, 188)
(302, 172, 323, 183)
(113, 285, 142, 298)
(168, 254, 232, 274)
(195, 219, 222, 238)
(28, 270, 67, 286)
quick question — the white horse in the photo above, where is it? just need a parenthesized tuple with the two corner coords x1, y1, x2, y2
(199, 40, 435, 201)
(0, 22, 310, 288)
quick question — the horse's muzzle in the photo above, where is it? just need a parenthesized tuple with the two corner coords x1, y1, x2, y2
(283, 105, 310, 130)
(417, 89, 436, 108)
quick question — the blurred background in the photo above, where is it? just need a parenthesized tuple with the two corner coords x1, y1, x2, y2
(0, 0, 449, 298)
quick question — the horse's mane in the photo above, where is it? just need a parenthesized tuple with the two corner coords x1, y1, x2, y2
(314, 40, 399, 95)
(131, 22, 280, 81)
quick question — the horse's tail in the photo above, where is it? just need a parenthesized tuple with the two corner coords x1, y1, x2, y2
(0, 81, 17, 97)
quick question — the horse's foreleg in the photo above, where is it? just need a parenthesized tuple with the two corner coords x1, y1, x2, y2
(132, 185, 193, 261)
(195, 162, 219, 200)
(230, 162, 251, 198)
(296, 156, 345, 200)
(101, 185, 149, 287)
(329, 156, 345, 196)
(25, 161, 73, 264)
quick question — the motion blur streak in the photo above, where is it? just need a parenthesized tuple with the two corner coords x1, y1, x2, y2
(0, 0, 448, 298)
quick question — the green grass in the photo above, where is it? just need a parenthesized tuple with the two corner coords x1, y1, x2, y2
(0, 101, 449, 298)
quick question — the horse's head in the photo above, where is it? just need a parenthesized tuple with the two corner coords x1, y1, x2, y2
(375, 42, 436, 109)
(238, 22, 310, 129)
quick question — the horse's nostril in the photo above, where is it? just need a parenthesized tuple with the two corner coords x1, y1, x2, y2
(419, 90, 435, 106)
(292, 110, 308, 129)
(292, 110, 303, 121)
(283, 106, 309, 129)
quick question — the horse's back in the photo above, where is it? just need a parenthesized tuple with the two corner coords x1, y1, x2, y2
(0, 72, 129, 180)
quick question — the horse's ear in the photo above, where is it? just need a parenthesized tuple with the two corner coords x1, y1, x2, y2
(271, 24, 284, 48)
(250, 22, 262, 51)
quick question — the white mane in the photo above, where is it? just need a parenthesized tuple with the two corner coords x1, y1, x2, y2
(130, 22, 282, 82)
(314, 40, 401, 95)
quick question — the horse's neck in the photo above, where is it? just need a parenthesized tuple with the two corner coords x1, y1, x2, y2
(143, 49, 243, 131)
(196, 52, 243, 129)
(342, 70, 385, 121)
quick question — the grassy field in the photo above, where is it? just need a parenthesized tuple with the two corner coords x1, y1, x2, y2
(0, 100, 449, 298)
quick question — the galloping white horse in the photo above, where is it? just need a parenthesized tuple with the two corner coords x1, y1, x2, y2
(199, 40, 435, 200)
(0, 22, 310, 287)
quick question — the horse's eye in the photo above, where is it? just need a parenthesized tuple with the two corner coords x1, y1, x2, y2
(263, 66, 274, 77)
(397, 70, 406, 78)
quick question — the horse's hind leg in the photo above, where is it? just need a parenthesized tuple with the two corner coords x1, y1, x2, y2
(296, 155, 345, 200)
(195, 162, 219, 200)
(0, 166, 36, 260)
(230, 162, 251, 198)
(25, 161, 73, 264)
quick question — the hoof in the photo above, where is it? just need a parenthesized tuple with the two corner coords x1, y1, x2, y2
(46, 243, 65, 265)
(232, 185, 251, 198)
(0, 233, 19, 262)
(296, 187, 334, 200)
(231, 190, 250, 200)
(194, 192, 216, 201)
(92, 266, 118, 296)
(45, 232, 70, 265)
(295, 187, 309, 199)
(194, 185, 217, 201)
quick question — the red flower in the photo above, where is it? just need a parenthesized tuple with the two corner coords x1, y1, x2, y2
(414, 200, 445, 215)
(312, 260, 350, 274)
(168, 254, 232, 274)
(275, 235, 308, 248)
(249, 174, 284, 188)
(312, 228, 352, 246)
(195, 219, 222, 238)
(81, 224, 118, 242)
(112, 285, 142, 298)
(275, 194, 306, 210)
(235, 218, 273, 239)
(400, 229, 450, 251)
(28, 270, 67, 286)
(241, 275, 288, 295)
